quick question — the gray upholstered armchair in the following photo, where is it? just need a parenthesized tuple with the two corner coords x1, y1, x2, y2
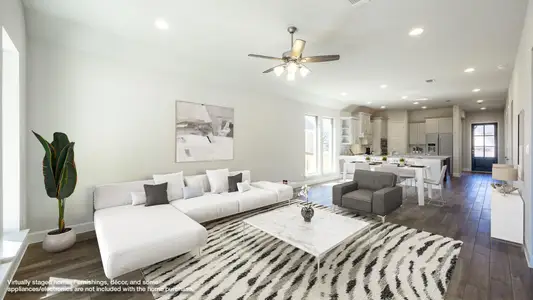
(332, 169, 402, 220)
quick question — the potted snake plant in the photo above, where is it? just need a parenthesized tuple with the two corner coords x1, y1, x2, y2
(33, 131, 78, 252)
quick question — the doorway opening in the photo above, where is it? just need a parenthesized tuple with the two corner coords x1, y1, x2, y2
(471, 123, 497, 172)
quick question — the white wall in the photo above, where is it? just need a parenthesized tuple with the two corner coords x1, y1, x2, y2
(462, 110, 505, 171)
(26, 39, 341, 232)
(0, 0, 26, 231)
(507, 0, 533, 264)
(408, 108, 453, 123)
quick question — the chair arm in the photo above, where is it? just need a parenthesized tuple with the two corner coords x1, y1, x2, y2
(372, 186, 402, 216)
(332, 181, 358, 206)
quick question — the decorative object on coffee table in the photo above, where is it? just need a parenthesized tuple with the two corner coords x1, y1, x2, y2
(298, 184, 314, 222)
(33, 131, 78, 252)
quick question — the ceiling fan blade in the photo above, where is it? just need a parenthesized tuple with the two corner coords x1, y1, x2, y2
(248, 54, 283, 60)
(262, 64, 285, 74)
(301, 55, 340, 63)
(290, 39, 306, 57)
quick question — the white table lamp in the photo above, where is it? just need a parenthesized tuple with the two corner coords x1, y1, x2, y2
(492, 164, 518, 195)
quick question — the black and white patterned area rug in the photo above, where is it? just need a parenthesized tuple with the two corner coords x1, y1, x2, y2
(142, 202, 462, 300)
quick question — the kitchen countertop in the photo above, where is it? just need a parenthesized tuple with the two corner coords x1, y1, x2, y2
(340, 154, 450, 160)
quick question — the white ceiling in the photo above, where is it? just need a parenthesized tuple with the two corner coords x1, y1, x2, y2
(23, 0, 529, 111)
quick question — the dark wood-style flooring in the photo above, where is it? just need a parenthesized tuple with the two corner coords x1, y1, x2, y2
(6, 173, 533, 299)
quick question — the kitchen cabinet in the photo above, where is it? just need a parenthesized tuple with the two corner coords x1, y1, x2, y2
(438, 118, 453, 133)
(425, 119, 439, 134)
(409, 123, 426, 144)
(340, 117, 360, 145)
(357, 112, 372, 137)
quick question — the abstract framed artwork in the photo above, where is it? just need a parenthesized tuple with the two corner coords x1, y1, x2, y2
(175, 101, 234, 162)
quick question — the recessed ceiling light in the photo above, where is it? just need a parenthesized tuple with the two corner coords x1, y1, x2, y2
(481, 107, 487, 110)
(341, 92, 348, 96)
(154, 18, 169, 30)
(413, 102, 419, 105)
(417, 97, 429, 101)
(380, 106, 386, 109)
(497, 65, 506, 70)
(421, 106, 427, 109)
(472, 88, 481, 93)
(367, 102, 372, 105)
(409, 27, 424, 36)
(380, 84, 388, 89)
(401, 96, 408, 100)
(477, 99, 484, 103)
(464, 67, 475, 73)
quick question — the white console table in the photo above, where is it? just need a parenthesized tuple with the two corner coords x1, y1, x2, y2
(491, 188, 523, 244)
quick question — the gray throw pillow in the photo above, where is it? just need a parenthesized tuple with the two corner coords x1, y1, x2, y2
(144, 183, 169, 206)
(183, 186, 204, 199)
(228, 173, 242, 193)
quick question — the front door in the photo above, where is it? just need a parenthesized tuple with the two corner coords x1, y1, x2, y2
(472, 123, 498, 172)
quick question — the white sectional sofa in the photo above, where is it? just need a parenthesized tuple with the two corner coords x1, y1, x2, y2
(93, 170, 292, 279)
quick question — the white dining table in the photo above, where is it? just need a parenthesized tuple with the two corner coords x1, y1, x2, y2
(370, 165, 432, 206)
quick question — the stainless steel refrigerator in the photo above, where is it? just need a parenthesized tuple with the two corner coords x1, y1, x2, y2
(426, 133, 453, 156)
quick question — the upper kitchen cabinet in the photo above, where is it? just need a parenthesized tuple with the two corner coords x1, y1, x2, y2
(409, 123, 426, 144)
(357, 112, 372, 138)
(425, 119, 439, 134)
(340, 117, 361, 145)
(438, 118, 453, 133)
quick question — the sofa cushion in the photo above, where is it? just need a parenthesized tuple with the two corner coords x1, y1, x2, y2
(223, 187, 277, 212)
(206, 169, 230, 193)
(342, 189, 374, 212)
(228, 173, 242, 193)
(94, 205, 207, 279)
(144, 183, 169, 206)
(343, 189, 373, 202)
(153, 172, 185, 200)
(184, 174, 210, 193)
(230, 170, 251, 182)
(353, 170, 396, 191)
(170, 193, 239, 223)
(94, 180, 154, 210)
(251, 181, 293, 202)
(182, 186, 204, 199)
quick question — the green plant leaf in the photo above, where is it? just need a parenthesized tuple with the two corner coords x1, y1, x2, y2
(57, 142, 77, 199)
(32, 131, 57, 198)
(51, 132, 69, 177)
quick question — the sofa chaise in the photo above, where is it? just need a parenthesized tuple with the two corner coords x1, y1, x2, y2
(93, 170, 292, 279)
(332, 169, 402, 221)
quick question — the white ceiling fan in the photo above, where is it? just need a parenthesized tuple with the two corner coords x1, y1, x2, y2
(248, 26, 340, 81)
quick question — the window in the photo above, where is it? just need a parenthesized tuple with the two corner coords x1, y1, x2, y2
(322, 118, 334, 174)
(473, 124, 496, 158)
(305, 115, 318, 176)
(2, 27, 21, 232)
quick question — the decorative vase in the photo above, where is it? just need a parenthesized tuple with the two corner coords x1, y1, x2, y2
(301, 205, 314, 222)
(43, 228, 76, 252)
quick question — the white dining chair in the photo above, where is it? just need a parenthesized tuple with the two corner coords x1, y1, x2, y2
(378, 164, 409, 200)
(424, 165, 447, 205)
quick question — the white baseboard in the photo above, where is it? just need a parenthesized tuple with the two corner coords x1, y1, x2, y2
(524, 244, 533, 268)
(27, 222, 95, 244)
(463, 168, 471, 172)
(453, 172, 461, 177)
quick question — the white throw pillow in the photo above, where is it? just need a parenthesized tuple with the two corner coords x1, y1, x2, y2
(206, 168, 229, 193)
(184, 174, 210, 192)
(153, 171, 184, 200)
(131, 192, 146, 206)
(237, 180, 251, 193)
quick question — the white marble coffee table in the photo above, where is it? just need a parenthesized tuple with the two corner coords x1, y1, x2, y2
(242, 206, 371, 278)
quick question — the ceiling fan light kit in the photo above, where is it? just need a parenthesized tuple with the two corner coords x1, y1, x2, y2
(248, 26, 340, 81)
